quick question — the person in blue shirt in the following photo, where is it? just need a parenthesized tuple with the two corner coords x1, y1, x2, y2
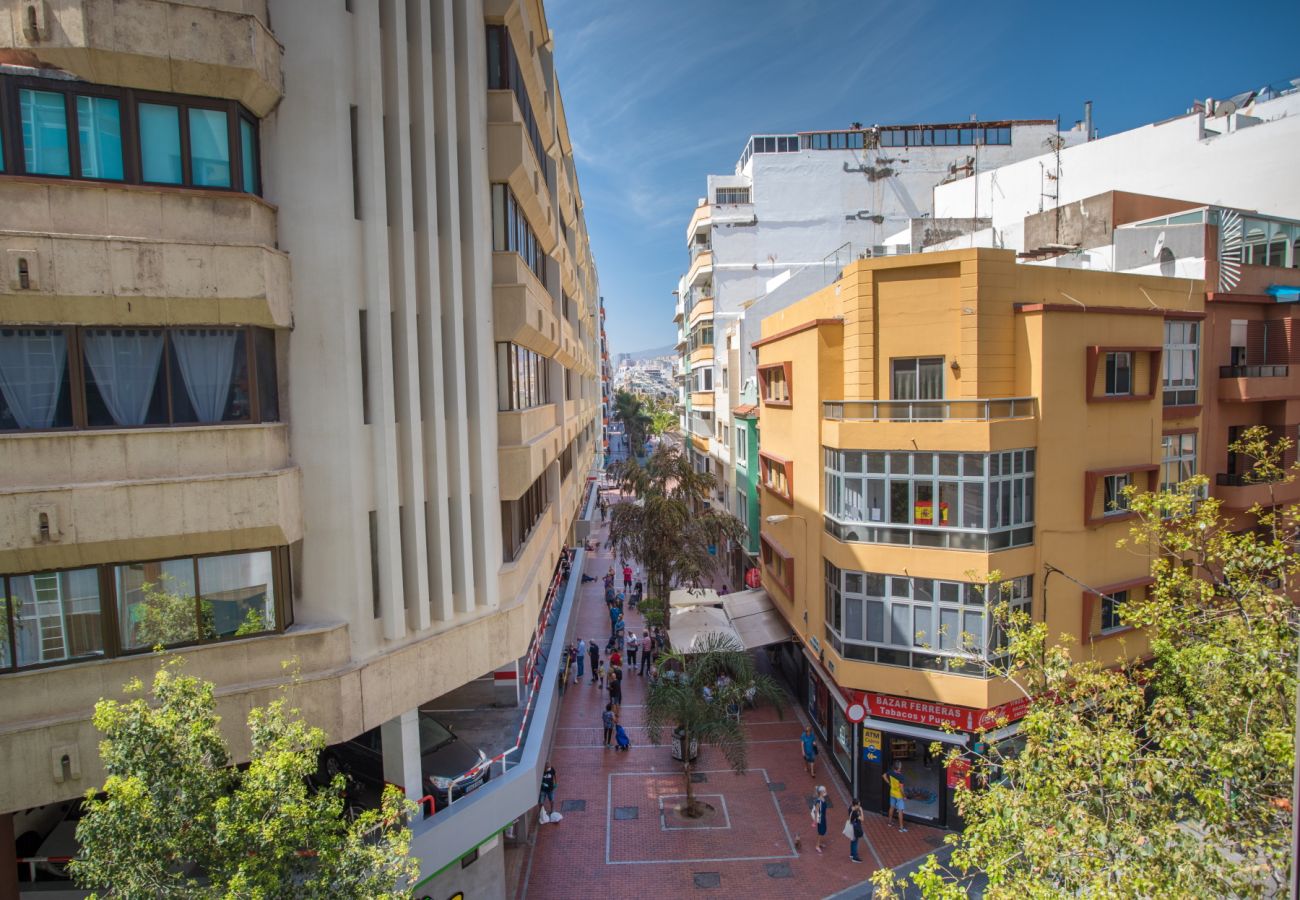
(812, 785, 829, 854)
(800, 725, 818, 778)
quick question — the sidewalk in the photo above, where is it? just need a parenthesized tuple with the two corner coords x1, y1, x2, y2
(517, 513, 943, 899)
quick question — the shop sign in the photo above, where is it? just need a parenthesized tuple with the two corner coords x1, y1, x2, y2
(946, 757, 971, 790)
(861, 727, 882, 764)
(842, 689, 1032, 733)
(745, 567, 762, 589)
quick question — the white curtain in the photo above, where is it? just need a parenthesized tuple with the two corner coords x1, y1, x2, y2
(82, 329, 164, 426)
(0, 329, 67, 429)
(172, 328, 238, 422)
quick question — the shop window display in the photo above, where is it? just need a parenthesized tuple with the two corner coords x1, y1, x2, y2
(890, 738, 945, 821)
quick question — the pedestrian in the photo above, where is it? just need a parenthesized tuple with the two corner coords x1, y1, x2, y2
(599, 498, 607, 522)
(812, 786, 829, 853)
(801, 725, 818, 778)
(884, 760, 908, 832)
(639, 631, 653, 675)
(720, 583, 729, 595)
(588, 640, 599, 684)
(609, 670, 623, 717)
(602, 703, 615, 748)
(610, 647, 622, 671)
(597, 658, 608, 690)
(575, 638, 586, 683)
(626, 635, 639, 672)
(847, 798, 864, 862)
(623, 564, 633, 590)
(539, 761, 557, 817)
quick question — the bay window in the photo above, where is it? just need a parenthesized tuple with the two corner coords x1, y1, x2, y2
(1162, 320, 1199, 407)
(495, 342, 551, 411)
(490, 183, 549, 285)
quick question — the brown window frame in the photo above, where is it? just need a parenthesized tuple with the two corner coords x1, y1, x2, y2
(758, 450, 794, 503)
(0, 74, 261, 195)
(760, 533, 795, 600)
(0, 324, 280, 434)
(1080, 575, 1153, 642)
(758, 361, 792, 407)
(1083, 465, 1158, 527)
(1084, 346, 1162, 403)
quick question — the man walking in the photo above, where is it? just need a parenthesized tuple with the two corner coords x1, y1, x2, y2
(575, 638, 586, 683)
(539, 762, 557, 818)
(587, 640, 599, 685)
(602, 704, 615, 749)
(884, 759, 908, 832)
(801, 725, 818, 778)
(639, 631, 653, 675)
(622, 564, 633, 591)
(625, 634, 638, 673)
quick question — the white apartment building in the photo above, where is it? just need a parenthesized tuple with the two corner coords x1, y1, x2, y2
(0, 0, 598, 893)
(675, 118, 1084, 577)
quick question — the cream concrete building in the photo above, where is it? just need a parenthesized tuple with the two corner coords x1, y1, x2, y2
(0, 0, 598, 889)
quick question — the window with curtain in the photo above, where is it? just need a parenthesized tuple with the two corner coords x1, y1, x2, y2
(19, 88, 70, 176)
(75, 95, 124, 180)
(83, 328, 167, 426)
(890, 357, 944, 400)
(0, 328, 71, 430)
(171, 328, 241, 423)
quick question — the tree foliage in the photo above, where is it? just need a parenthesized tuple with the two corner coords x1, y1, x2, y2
(874, 425, 1298, 898)
(612, 390, 653, 457)
(607, 443, 746, 603)
(70, 659, 419, 898)
(643, 632, 785, 816)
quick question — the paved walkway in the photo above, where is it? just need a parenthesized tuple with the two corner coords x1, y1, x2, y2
(517, 510, 942, 899)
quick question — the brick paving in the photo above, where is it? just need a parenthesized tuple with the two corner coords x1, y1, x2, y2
(518, 507, 942, 899)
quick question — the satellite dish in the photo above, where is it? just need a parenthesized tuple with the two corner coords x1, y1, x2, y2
(1216, 99, 1238, 117)
(1152, 231, 1165, 260)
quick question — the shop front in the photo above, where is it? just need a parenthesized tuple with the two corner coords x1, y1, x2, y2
(852, 691, 1030, 830)
(801, 641, 856, 794)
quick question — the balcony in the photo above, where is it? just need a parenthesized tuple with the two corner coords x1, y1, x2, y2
(5, 0, 283, 116)
(1213, 472, 1300, 512)
(686, 248, 713, 288)
(487, 92, 555, 252)
(689, 345, 714, 366)
(688, 296, 715, 327)
(0, 424, 301, 571)
(492, 252, 559, 355)
(686, 202, 712, 244)
(691, 391, 715, 409)
(823, 398, 1037, 453)
(1216, 365, 1300, 403)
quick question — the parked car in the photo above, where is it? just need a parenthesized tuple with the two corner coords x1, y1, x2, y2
(319, 714, 489, 812)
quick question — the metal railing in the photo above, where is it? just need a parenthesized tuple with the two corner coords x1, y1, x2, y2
(823, 397, 1036, 422)
(690, 242, 712, 262)
(1219, 364, 1289, 378)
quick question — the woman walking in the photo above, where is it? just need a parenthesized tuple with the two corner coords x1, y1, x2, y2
(847, 798, 864, 863)
(602, 704, 615, 749)
(812, 785, 829, 854)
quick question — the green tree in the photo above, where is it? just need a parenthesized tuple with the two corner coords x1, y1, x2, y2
(643, 632, 785, 817)
(874, 425, 1298, 899)
(607, 443, 746, 604)
(612, 389, 653, 457)
(646, 395, 678, 437)
(70, 659, 418, 898)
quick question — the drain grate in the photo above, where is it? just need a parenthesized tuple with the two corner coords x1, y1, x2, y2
(613, 806, 639, 820)
(561, 799, 586, 812)
(767, 782, 785, 792)
(690, 772, 708, 784)
(693, 872, 721, 889)
(765, 862, 792, 878)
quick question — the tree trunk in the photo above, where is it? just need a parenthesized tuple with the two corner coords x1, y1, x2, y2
(682, 731, 695, 816)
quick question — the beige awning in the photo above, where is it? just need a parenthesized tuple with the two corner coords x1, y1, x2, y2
(668, 605, 741, 652)
(669, 587, 721, 608)
(722, 589, 792, 650)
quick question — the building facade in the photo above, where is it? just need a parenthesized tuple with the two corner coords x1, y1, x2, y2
(676, 119, 1086, 585)
(0, 0, 599, 887)
(755, 249, 1217, 828)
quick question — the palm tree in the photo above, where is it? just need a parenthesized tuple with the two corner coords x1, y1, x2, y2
(607, 443, 744, 604)
(644, 632, 785, 818)
(612, 390, 653, 457)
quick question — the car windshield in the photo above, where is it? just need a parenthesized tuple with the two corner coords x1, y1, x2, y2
(418, 717, 455, 753)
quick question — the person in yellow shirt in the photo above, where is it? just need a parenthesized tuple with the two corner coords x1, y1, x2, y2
(883, 759, 908, 832)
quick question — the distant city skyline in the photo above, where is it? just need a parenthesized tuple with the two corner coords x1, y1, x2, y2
(547, 0, 1300, 355)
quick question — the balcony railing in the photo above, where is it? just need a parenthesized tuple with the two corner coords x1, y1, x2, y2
(823, 397, 1036, 422)
(690, 242, 713, 261)
(1219, 365, 1290, 378)
(1217, 472, 1286, 487)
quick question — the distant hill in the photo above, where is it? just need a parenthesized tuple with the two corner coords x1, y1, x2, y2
(617, 343, 676, 364)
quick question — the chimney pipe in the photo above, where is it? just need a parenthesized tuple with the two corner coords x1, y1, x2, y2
(1084, 100, 1093, 140)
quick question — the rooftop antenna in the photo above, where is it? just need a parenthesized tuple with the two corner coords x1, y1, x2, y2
(1084, 100, 1093, 140)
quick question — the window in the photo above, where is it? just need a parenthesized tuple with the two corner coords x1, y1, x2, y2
(358, 311, 371, 424)
(735, 425, 748, 465)
(736, 488, 749, 530)
(495, 342, 551, 411)
(368, 511, 381, 618)
(349, 105, 361, 218)
(0, 325, 279, 432)
(760, 534, 794, 598)
(0, 548, 287, 670)
(485, 25, 549, 179)
(823, 448, 1035, 551)
(1100, 589, 1127, 632)
(502, 472, 550, 562)
(715, 187, 750, 204)
(688, 323, 714, 352)
(1103, 473, 1132, 514)
(759, 451, 793, 502)
(491, 183, 549, 285)
(1162, 321, 1199, 406)
(1104, 351, 1132, 396)
(823, 561, 1031, 674)
(4, 75, 261, 192)
(758, 363, 791, 405)
(891, 357, 944, 400)
(692, 365, 713, 392)
(1160, 433, 1198, 492)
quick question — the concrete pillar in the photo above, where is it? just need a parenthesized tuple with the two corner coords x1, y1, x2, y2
(0, 812, 17, 900)
(380, 708, 425, 805)
(495, 661, 521, 707)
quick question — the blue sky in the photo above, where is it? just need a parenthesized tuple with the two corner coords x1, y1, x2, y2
(546, 0, 1300, 356)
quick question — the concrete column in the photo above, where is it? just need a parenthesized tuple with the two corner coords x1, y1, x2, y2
(381, 708, 425, 805)
(495, 661, 521, 707)
(0, 812, 17, 900)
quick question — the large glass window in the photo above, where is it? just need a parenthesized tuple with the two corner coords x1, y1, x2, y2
(891, 357, 944, 400)
(824, 560, 1031, 674)
(3, 75, 261, 194)
(1160, 433, 1198, 492)
(495, 342, 551, 411)
(502, 472, 550, 562)
(1103, 473, 1132, 515)
(1104, 352, 1133, 396)
(0, 326, 278, 432)
(490, 183, 548, 285)
(824, 448, 1034, 550)
(1101, 589, 1127, 633)
(1162, 321, 1199, 406)
(0, 549, 286, 670)
(485, 25, 549, 180)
